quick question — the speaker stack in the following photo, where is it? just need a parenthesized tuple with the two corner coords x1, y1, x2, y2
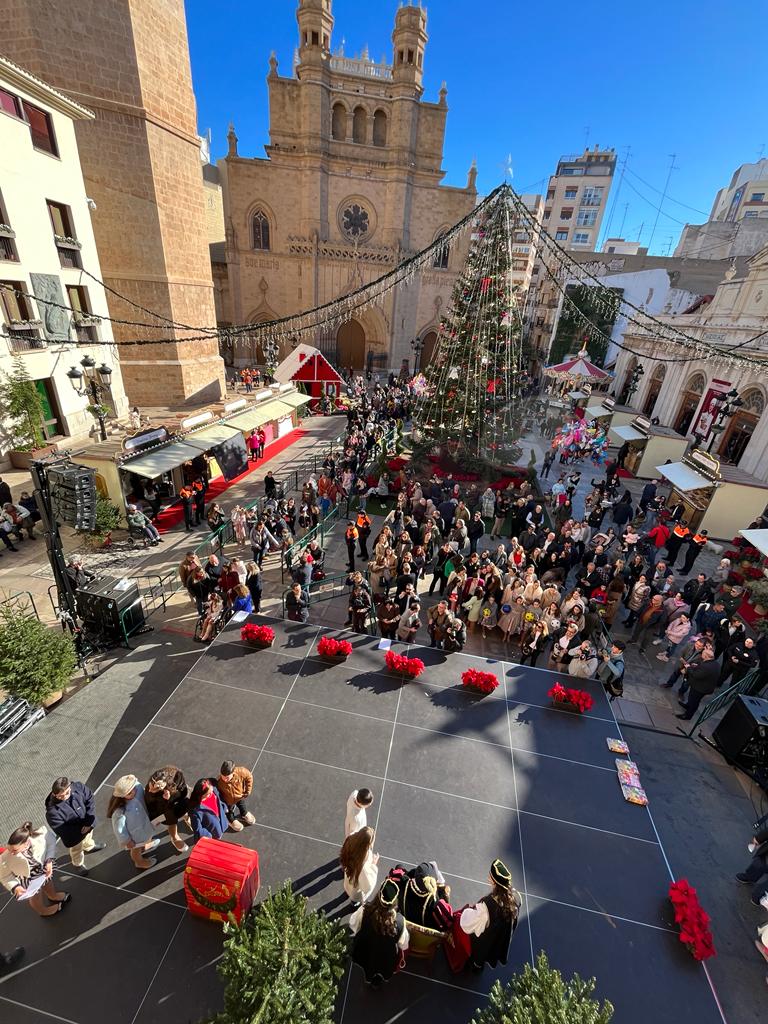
(75, 576, 144, 639)
(48, 464, 97, 531)
(712, 695, 768, 782)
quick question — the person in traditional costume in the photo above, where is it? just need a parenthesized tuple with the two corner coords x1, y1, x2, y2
(340, 825, 379, 904)
(349, 879, 409, 988)
(387, 862, 453, 931)
(446, 859, 521, 973)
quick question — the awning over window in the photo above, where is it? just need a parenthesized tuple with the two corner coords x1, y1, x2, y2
(226, 399, 293, 431)
(277, 391, 312, 409)
(183, 423, 242, 452)
(121, 441, 202, 480)
(656, 462, 712, 493)
(610, 424, 646, 443)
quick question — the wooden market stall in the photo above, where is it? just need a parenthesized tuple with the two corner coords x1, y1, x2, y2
(584, 396, 617, 428)
(273, 344, 345, 409)
(609, 414, 689, 479)
(657, 450, 768, 540)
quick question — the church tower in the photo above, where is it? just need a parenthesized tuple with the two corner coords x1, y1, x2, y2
(392, 2, 428, 94)
(296, 0, 334, 64)
(2, 0, 226, 406)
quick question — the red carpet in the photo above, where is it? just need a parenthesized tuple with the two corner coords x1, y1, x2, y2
(155, 428, 306, 533)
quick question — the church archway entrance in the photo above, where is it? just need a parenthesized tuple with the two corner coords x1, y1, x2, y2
(336, 319, 366, 370)
(419, 330, 439, 368)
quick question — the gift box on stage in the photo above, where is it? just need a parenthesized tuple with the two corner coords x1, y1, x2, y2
(184, 838, 260, 924)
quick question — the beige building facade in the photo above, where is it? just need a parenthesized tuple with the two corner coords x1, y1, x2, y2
(3, 0, 226, 408)
(675, 158, 768, 261)
(0, 57, 129, 465)
(217, 0, 477, 373)
(543, 147, 616, 251)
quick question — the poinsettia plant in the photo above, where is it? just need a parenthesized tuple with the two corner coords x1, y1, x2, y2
(668, 879, 716, 961)
(384, 649, 425, 679)
(241, 623, 275, 645)
(317, 636, 353, 658)
(461, 668, 499, 694)
(548, 683, 594, 713)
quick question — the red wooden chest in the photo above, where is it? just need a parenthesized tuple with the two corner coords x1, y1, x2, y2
(184, 838, 260, 924)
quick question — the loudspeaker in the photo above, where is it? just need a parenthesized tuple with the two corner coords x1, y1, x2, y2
(75, 576, 143, 638)
(712, 695, 768, 765)
(49, 464, 97, 531)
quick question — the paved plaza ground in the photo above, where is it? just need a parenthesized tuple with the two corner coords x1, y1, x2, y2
(1, 413, 767, 1023)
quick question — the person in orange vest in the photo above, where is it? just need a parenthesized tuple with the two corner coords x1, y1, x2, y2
(356, 510, 372, 561)
(345, 520, 359, 571)
(665, 521, 690, 565)
(179, 484, 195, 531)
(680, 529, 708, 575)
(192, 477, 207, 526)
(243, 370, 253, 393)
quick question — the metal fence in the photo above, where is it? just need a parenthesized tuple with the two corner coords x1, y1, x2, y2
(0, 590, 40, 621)
(682, 666, 764, 738)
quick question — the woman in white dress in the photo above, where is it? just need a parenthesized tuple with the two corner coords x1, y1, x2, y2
(231, 505, 248, 545)
(340, 826, 379, 904)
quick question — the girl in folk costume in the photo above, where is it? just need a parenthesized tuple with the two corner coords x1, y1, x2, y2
(349, 879, 409, 988)
(498, 595, 526, 643)
(446, 859, 522, 973)
(479, 594, 498, 638)
(540, 583, 561, 610)
(340, 826, 379, 905)
(231, 505, 248, 545)
(507, 538, 526, 569)
(522, 575, 543, 605)
(462, 590, 484, 632)
(541, 602, 562, 636)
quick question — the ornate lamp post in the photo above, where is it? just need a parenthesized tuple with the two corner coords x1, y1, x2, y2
(66, 356, 113, 441)
(409, 335, 423, 372)
(707, 388, 743, 453)
(624, 362, 645, 404)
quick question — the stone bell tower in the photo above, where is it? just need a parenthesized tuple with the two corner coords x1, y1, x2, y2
(296, 0, 335, 62)
(2, 0, 227, 407)
(392, 1, 428, 94)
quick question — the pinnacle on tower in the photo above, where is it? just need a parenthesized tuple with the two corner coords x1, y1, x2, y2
(392, 1, 428, 89)
(297, 0, 334, 57)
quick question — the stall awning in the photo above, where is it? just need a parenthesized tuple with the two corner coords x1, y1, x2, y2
(226, 399, 292, 431)
(610, 424, 646, 443)
(122, 441, 202, 479)
(739, 529, 768, 557)
(278, 391, 312, 409)
(656, 462, 712, 493)
(585, 404, 611, 418)
(183, 423, 242, 452)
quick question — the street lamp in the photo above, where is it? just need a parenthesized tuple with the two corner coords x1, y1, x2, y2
(410, 335, 423, 371)
(624, 362, 645, 404)
(67, 356, 113, 441)
(707, 388, 743, 453)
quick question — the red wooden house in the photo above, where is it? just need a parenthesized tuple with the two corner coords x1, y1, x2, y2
(273, 344, 345, 408)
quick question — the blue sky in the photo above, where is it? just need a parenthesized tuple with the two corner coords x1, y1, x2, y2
(186, 0, 765, 256)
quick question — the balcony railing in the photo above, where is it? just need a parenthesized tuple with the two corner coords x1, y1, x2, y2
(75, 323, 98, 343)
(6, 325, 45, 353)
(329, 56, 393, 79)
(0, 235, 18, 261)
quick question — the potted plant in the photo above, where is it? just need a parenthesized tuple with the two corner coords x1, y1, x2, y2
(0, 355, 57, 468)
(81, 493, 123, 549)
(746, 578, 768, 615)
(548, 682, 594, 714)
(668, 879, 716, 961)
(0, 600, 77, 707)
(211, 882, 347, 1024)
(317, 636, 353, 662)
(384, 649, 425, 680)
(471, 951, 613, 1024)
(461, 667, 500, 695)
(240, 623, 275, 648)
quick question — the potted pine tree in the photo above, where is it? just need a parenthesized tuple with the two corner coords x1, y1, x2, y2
(0, 601, 77, 707)
(210, 882, 348, 1024)
(0, 355, 57, 468)
(471, 951, 614, 1024)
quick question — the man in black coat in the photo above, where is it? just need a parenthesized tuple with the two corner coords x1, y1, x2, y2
(719, 636, 759, 688)
(45, 777, 105, 875)
(683, 573, 713, 615)
(428, 543, 453, 596)
(675, 647, 719, 719)
(467, 511, 485, 555)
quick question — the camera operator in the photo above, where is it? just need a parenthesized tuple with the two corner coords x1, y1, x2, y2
(597, 640, 626, 698)
(568, 640, 599, 679)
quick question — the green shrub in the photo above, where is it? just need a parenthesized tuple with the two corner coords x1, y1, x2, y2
(0, 601, 77, 705)
(471, 951, 613, 1024)
(0, 355, 46, 450)
(210, 882, 348, 1024)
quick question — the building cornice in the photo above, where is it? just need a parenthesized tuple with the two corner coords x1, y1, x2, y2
(0, 54, 95, 120)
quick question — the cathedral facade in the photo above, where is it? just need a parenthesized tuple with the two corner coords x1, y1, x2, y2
(216, 0, 477, 372)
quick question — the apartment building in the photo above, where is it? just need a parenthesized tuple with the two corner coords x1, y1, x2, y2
(675, 158, 768, 260)
(542, 146, 616, 251)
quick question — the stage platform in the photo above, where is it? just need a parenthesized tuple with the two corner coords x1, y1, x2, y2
(0, 614, 726, 1024)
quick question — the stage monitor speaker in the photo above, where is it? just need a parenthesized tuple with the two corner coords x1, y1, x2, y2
(75, 577, 143, 638)
(712, 695, 768, 765)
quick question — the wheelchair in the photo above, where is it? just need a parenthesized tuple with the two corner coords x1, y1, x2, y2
(194, 602, 228, 643)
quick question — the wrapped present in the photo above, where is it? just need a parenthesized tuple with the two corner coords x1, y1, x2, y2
(607, 738, 630, 755)
(184, 837, 260, 924)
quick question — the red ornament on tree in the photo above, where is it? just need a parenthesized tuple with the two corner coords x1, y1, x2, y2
(480, 276, 493, 294)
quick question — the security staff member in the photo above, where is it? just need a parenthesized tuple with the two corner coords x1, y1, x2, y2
(680, 529, 708, 575)
(179, 485, 195, 531)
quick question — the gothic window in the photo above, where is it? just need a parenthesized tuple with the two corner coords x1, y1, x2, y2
(352, 106, 367, 144)
(332, 102, 346, 141)
(741, 388, 765, 415)
(432, 231, 449, 269)
(341, 203, 370, 240)
(251, 210, 270, 251)
(373, 110, 387, 148)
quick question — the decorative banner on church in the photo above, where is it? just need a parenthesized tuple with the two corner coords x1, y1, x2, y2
(692, 380, 731, 440)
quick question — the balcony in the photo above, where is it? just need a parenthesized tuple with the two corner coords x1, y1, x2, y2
(54, 234, 82, 270)
(0, 225, 18, 262)
(580, 198, 602, 207)
(74, 316, 100, 343)
(5, 322, 45, 353)
(329, 56, 392, 79)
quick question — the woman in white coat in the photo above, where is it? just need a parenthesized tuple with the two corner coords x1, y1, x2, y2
(0, 822, 69, 916)
(340, 825, 379, 904)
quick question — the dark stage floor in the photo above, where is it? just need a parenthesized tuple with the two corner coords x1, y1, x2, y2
(0, 615, 727, 1024)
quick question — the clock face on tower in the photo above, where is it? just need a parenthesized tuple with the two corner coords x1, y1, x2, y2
(338, 196, 376, 242)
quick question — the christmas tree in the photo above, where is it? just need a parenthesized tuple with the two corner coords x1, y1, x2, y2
(471, 951, 614, 1024)
(211, 883, 348, 1024)
(414, 187, 525, 466)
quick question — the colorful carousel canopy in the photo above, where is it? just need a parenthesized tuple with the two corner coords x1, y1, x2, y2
(545, 348, 611, 383)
